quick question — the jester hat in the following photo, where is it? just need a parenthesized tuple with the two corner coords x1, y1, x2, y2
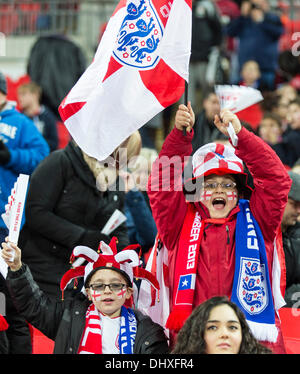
(60, 237, 160, 303)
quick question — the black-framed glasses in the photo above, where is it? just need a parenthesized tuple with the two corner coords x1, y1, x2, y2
(89, 283, 127, 292)
(201, 182, 237, 190)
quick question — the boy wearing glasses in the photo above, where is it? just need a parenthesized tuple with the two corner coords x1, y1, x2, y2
(148, 103, 291, 353)
(1, 238, 169, 354)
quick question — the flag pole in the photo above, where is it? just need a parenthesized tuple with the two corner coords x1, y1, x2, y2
(183, 80, 188, 136)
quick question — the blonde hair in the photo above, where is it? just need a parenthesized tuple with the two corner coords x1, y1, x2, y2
(18, 81, 42, 99)
(82, 131, 142, 191)
(124, 131, 142, 161)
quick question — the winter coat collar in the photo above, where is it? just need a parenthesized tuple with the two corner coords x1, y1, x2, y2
(64, 141, 100, 192)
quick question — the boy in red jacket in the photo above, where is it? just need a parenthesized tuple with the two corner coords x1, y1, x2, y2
(148, 103, 291, 353)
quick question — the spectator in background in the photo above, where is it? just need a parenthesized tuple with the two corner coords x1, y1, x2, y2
(189, 0, 223, 110)
(226, 0, 283, 91)
(276, 83, 297, 103)
(274, 84, 298, 131)
(272, 98, 300, 168)
(281, 171, 300, 307)
(19, 137, 129, 300)
(292, 159, 300, 175)
(237, 60, 263, 130)
(191, 88, 221, 151)
(171, 296, 272, 354)
(17, 82, 58, 152)
(213, 0, 241, 84)
(272, 94, 291, 131)
(239, 60, 261, 89)
(257, 112, 282, 146)
(27, 35, 86, 118)
(0, 71, 50, 244)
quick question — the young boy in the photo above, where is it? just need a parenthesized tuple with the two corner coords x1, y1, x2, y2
(1, 237, 168, 354)
(148, 103, 291, 353)
(17, 82, 58, 152)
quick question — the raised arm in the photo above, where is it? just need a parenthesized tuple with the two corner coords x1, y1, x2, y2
(1, 241, 63, 339)
(147, 103, 195, 251)
(214, 109, 291, 246)
(235, 127, 291, 243)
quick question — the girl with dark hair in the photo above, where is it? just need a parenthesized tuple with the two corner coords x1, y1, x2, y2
(172, 296, 272, 354)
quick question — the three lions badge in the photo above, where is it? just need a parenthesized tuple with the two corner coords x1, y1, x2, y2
(237, 257, 269, 315)
(113, 0, 163, 69)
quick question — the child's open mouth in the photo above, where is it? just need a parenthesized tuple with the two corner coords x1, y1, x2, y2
(212, 197, 226, 210)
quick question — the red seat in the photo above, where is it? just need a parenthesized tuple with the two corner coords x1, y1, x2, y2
(31, 326, 54, 354)
(279, 308, 300, 354)
(0, 4, 19, 35)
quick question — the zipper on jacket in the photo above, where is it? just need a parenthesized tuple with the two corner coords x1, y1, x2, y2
(226, 225, 230, 244)
(225, 225, 230, 264)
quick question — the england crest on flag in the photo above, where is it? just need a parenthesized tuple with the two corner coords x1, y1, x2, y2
(113, 0, 163, 69)
(237, 257, 269, 315)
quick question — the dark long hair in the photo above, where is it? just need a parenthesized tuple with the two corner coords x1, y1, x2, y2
(171, 296, 272, 354)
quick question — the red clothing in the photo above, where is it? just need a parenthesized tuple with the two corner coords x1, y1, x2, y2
(236, 104, 263, 131)
(148, 126, 291, 353)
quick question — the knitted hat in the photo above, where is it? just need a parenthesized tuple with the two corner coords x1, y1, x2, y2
(184, 142, 253, 198)
(60, 237, 160, 303)
(288, 171, 300, 202)
(0, 72, 7, 95)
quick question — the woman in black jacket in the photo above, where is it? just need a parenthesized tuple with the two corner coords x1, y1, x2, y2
(19, 140, 129, 299)
(2, 240, 169, 354)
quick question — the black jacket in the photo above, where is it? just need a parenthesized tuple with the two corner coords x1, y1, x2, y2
(0, 331, 8, 354)
(6, 265, 169, 354)
(283, 222, 300, 307)
(192, 110, 223, 152)
(0, 274, 32, 354)
(272, 127, 300, 168)
(19, 141, 129, 299)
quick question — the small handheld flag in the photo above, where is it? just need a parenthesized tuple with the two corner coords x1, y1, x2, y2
(215, 85, 263, 146)
(0, 174, 29, 277)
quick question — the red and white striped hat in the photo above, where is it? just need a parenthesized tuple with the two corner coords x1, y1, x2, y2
(192, 142, 244, 178)
(185, 143, 252, 197)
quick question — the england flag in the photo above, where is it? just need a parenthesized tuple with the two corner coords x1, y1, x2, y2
(59, 0, 192, 161)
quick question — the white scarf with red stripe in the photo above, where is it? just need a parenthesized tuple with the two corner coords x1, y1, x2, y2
(78, 304, 137, 354)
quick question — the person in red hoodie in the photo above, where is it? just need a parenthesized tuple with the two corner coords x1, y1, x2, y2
(148, 102, 291, 353)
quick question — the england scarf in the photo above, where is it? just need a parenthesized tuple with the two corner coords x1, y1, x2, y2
(166, 201, 278, 343)
(78, 304, 137, 354)
(231, 199, 278, 342)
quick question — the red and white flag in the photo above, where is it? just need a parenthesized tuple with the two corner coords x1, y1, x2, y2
(138, 236, 170, 336)
(59, 0, 192, 161)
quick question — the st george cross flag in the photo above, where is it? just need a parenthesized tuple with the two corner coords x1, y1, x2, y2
(59, 0, 192, 161)
(138, 236, 170, 336)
